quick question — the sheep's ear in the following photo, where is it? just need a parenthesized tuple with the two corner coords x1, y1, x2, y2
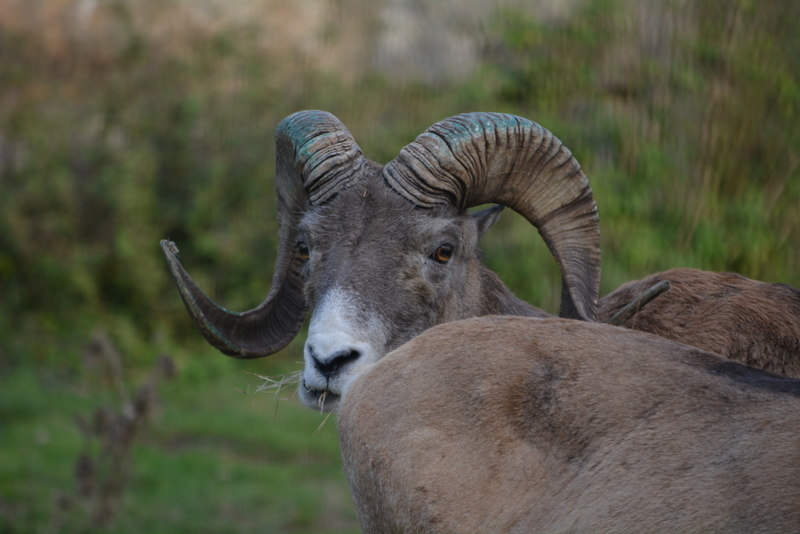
(472, 205, 505, 237)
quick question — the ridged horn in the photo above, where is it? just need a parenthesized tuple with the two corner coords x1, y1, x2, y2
(383, 113, 600, 321)
(162, 110, 368, 357)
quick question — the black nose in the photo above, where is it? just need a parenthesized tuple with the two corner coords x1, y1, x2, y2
(310, 348, 361, 379)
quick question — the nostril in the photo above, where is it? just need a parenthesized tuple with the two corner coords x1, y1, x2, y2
(313, 349, 361, 379)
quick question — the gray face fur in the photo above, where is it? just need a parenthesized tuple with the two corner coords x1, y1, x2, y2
(296, 176, 508, 411)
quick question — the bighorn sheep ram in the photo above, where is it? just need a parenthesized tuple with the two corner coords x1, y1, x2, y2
(339, 316, 800, 533)
(161, 111, 800, 411)
(598, 268, 800, 377)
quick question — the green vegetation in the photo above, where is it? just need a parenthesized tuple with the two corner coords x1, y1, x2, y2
(1, 358, 357, 533)
(1, 0, 798, 531)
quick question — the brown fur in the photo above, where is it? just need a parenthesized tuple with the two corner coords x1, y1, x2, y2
(599, 268, 800, 378)
(340, 316, 800, 533)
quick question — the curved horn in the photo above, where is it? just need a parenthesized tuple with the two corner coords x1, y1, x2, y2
(162, 110, 368, 358)
(383, 113, 600, 321)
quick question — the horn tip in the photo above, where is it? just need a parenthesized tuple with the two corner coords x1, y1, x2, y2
(160, 239, 180, 258)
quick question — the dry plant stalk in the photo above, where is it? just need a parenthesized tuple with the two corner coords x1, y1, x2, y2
(51, 331, 176, 532)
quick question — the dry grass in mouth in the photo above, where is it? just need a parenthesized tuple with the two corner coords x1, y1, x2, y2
(241, 370, 334, 433)
(314, 392, 334, 435)
(238, 370, 303, 420)
(246, 370, 304, 397)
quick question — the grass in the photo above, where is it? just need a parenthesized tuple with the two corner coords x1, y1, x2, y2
(0, 361, 359, 534)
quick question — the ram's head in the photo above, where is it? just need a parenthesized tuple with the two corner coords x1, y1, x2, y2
(161, 111, 600, 411)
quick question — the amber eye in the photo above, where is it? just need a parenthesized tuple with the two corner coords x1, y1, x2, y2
(431, 244, 454, 264)
(297, 241, 310, 262)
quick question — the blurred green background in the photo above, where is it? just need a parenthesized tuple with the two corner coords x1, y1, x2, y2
(1, 0, 798, 532)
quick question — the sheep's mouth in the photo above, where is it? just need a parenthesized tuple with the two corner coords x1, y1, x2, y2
(302, 383, 340, 412)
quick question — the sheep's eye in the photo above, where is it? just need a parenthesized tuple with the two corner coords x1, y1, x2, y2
(297, 241, 310, 262)
(431, 245, 454, 264)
